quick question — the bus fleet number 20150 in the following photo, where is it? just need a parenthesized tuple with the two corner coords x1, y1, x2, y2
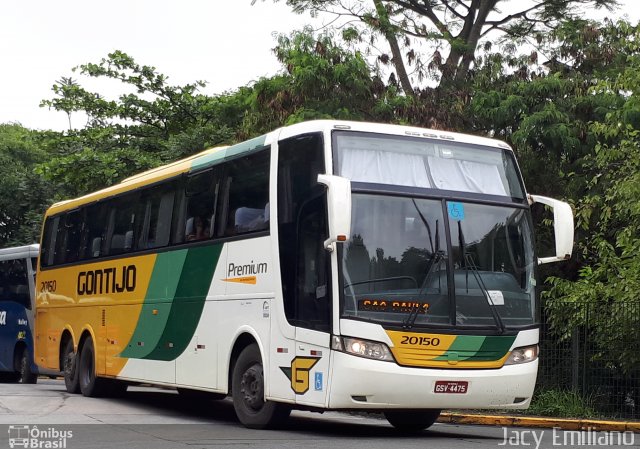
(400, 336, 441, 346)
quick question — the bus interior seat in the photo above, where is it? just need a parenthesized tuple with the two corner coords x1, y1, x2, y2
(235, 207, 265, 232)
(111, 234, 125, 253)
(91, 237, 101, 257)
(124, 231, 134, 250)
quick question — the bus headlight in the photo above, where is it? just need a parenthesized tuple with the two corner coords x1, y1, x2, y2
(504, 345, 538, 365)
(332, 336, 395, 362)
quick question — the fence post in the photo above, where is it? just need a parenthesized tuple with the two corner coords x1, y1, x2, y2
(571, 326, 580, 391)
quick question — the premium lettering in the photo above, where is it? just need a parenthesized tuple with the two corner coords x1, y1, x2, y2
(227, 261, 267, 277)
(77, 265, 136, 295)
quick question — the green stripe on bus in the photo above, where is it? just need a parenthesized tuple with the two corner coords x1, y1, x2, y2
(433, 335, 485, 361)
(143, 244, 223, 361)
(432, 335, 515, 362)
(120, 250, 188, 359)
(471, 335, 516, 361)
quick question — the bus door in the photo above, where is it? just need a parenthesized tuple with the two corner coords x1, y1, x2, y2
(292, 194, 332, 407)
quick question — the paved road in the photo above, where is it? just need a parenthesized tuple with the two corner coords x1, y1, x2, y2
(0, 379, 636, 449)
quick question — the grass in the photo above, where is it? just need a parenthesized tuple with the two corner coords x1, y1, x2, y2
(525, 388, 599, 419)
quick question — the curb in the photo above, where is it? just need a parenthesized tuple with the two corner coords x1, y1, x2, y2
(438, 413, 640, 433)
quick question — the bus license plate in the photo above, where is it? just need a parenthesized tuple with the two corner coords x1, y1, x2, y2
(434, 381, 468, 394)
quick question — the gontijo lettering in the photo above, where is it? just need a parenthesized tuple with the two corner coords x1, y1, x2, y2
(77, 265, 136, 295)
(227, 261, 267, 277)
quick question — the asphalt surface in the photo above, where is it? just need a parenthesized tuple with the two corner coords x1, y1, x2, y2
(0, 379, 636, 449)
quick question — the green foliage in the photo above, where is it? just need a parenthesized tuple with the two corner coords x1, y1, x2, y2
(0, 124, 52, 246)
(39, 51, 242, 197)
(526, 389, 598, 418)
(544, 23, 640, 375)
(263, 0, 618, 87)
(251, 28, 385, 125)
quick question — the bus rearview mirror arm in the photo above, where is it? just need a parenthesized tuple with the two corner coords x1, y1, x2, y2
(317, 174, 352, 251)
(528, 194, 574, 265)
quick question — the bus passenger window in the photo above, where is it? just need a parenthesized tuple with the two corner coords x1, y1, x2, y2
(186, 216, 209, 241)
(142, 187, 175, 248)
(107, 194, 141, 256)
(184, 169, 218, 242)
(81, 202, 109, 259)
(53, 211, 82, 265)
(221, 149, 270, 237)
(0, 259, 31, 309)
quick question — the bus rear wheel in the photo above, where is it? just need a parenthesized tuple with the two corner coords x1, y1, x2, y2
(62, 339, 79, 393)
(232, 344, 291, 429)
(384, 409, 441, 433)
(78, 338, 124, 397)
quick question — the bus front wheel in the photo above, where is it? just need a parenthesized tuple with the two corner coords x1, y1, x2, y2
(231, 344, 291, 429)
(18, 348, 37, 384)
(384, 409, 441, 433)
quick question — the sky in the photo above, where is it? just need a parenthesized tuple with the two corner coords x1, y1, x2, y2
(1, 0, 639, 132)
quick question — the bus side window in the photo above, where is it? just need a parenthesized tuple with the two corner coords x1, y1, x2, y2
(53, 211, 82, 265)
(41, 216, 60, 268)
(81, 202, 109, 259)
(220, 149, 270, 237)
(183, 169, 218, 242)
(140, 185, 175, 249)
(0, 259, 31, 309)
(106, 193, 142, 256)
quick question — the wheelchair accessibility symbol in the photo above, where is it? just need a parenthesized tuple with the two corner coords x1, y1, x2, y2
(447, 202, 465, 221)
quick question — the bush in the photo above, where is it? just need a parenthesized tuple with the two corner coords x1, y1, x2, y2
(526, 389, 597, 418)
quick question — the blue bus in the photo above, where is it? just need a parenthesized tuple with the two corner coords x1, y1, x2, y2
(0, 244, 38, 383)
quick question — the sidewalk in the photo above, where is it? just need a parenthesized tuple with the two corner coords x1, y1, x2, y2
(438, 412, 640, 433)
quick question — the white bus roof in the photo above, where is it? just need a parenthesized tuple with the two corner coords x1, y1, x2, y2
(0, 244, 40, 261)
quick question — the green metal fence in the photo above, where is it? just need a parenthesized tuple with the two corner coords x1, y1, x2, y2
(537, 301, 640, 420)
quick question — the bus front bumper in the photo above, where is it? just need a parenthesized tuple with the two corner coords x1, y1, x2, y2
(328, 351, 537, 410)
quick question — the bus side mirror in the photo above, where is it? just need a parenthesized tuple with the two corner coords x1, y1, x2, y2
(528, 194, 574, 265)
(317, 174, 352, 251)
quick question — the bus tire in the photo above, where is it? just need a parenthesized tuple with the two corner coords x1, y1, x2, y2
(62, 339, 80, 393)
(18, 348, 37, 384)
(231, 344, 291, 429)
(384, 409, 441, 433)
(78, 338, 110, 397)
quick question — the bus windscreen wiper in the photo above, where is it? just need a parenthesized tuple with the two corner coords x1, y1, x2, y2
(402, 250, 444, 330)
(464, 253, 506, 334)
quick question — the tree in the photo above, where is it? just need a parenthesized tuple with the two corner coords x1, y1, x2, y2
(0, 124, 51, 246)
(241, 28, 404, 132)
(39, 51, 246, 196)
(542, 21, 640, 375)
(262, 0, 618, 89)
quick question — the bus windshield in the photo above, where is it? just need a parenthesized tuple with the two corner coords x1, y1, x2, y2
(334, 131, 525, 199)
(340, 194, 536, 329)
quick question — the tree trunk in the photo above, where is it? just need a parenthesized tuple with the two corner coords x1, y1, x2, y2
(454, 0, 498, 82)
(373, 0, 415, 96)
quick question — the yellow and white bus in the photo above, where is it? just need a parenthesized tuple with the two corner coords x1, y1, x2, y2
(35, 120, 573, 430)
